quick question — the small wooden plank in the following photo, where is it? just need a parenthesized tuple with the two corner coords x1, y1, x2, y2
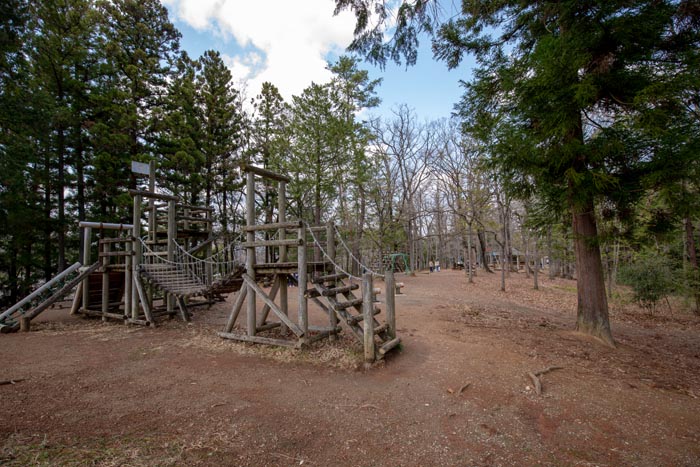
(218, 331, 297, 348)
(378, 337, 401, 356)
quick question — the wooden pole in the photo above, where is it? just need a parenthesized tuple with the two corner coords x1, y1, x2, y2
(82, 226, 91, 313)
(148, 160, 156, 242)
(363, 273, 375, 363)
(124, 237, 132, 319)
(327, 222, 338, 340)
(167, 199, 176, 314)
(101, 240, 110, 321)
(278, 180, 288, 334)
(246, 170, 256, 336)
(298, 224, 308, 337)
(132, 194, 142, 320)
(385, 268, 396, 339)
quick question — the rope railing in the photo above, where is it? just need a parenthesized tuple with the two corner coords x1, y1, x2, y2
(332, 224, 385, 278)
(138, 238, 243, 290)
(303, 221, 384, 280)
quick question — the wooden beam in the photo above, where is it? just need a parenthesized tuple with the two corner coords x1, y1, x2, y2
(224, 287, 247, 333)
(240, 239, 302, 248)
(241, 220, 301, 232)
(218, 332, 297, 348)
(240, 163, 291, 183)
(128, 189, 178, 202)
(241, 274, 304, 337)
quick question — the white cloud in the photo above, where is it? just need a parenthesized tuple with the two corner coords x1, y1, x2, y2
(163, 0, 358, 101)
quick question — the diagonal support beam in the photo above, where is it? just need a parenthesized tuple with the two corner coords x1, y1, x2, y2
(241, 274, 304, 337)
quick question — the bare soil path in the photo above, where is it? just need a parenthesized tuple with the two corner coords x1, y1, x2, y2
(1, 269, 699, 466)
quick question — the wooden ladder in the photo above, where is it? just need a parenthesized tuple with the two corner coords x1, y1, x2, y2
(311, 272, 401, 360)
(0, 262, 101, 332)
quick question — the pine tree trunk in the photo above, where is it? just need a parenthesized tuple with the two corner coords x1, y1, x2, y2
(572, 202, 615, 346)
(533, 235, 539, 290)
(684, 217, 700, 314)
(57, 125, 66, 273)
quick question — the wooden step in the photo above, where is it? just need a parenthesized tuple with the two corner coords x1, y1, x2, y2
(334, 298, 363, 310)
(313, 273, 349, 283)
(347, 307, 381, 325)
(321, 284, 359, 296)
(378, 337, 401, 356)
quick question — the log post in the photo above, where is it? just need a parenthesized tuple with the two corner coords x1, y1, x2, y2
(101, 239, 110, 321)
(132, 194, 142, 320)
(246, 170, 256, 336)
(124, 237, 132, 319)
(327, 221, 338, 340)
(363, 273, 375, 363)
(298, 223, 308, 337)
(205, 208, 213, 288)
(167, 199, 176, 314)
(385, 268, 396, 339)
(278, 180, 288, 334)
(148, 160, 156, 242)
(81, 226, 92, 313)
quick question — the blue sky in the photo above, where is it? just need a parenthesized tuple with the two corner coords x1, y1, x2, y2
(162, 0, 474, 121)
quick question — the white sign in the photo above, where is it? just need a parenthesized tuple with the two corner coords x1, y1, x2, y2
(131, 161, 151, 176)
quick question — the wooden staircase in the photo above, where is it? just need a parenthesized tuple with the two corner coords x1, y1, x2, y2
(310, 272, 401, 360)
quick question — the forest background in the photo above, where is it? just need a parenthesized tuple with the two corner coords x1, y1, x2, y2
(1, 0, 699, 345)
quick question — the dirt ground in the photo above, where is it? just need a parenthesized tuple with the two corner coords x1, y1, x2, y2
(1, 269, 699, 467)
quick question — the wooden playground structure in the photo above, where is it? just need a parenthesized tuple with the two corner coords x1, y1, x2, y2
(0, 164, 401, 363)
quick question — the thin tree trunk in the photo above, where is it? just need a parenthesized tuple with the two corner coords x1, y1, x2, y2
(467, 223, 474, 283)
(685, 217, 700, 314)
(533, 235, 539, 290)
(57, 126, 66, 272)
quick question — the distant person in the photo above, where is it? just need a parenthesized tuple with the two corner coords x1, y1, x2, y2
(429, 260, 434, 273)
(436, 260, 440, 272)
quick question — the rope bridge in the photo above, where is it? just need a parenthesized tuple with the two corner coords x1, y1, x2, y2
(138, 239, 244, 298)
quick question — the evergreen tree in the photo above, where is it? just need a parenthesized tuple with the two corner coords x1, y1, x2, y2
(93, 0, 180, 219)
(286, 82, 343, 224)
(336, 0, 700, 346)
(157, 52, 205, 203)
(196, 50, 244, 232)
